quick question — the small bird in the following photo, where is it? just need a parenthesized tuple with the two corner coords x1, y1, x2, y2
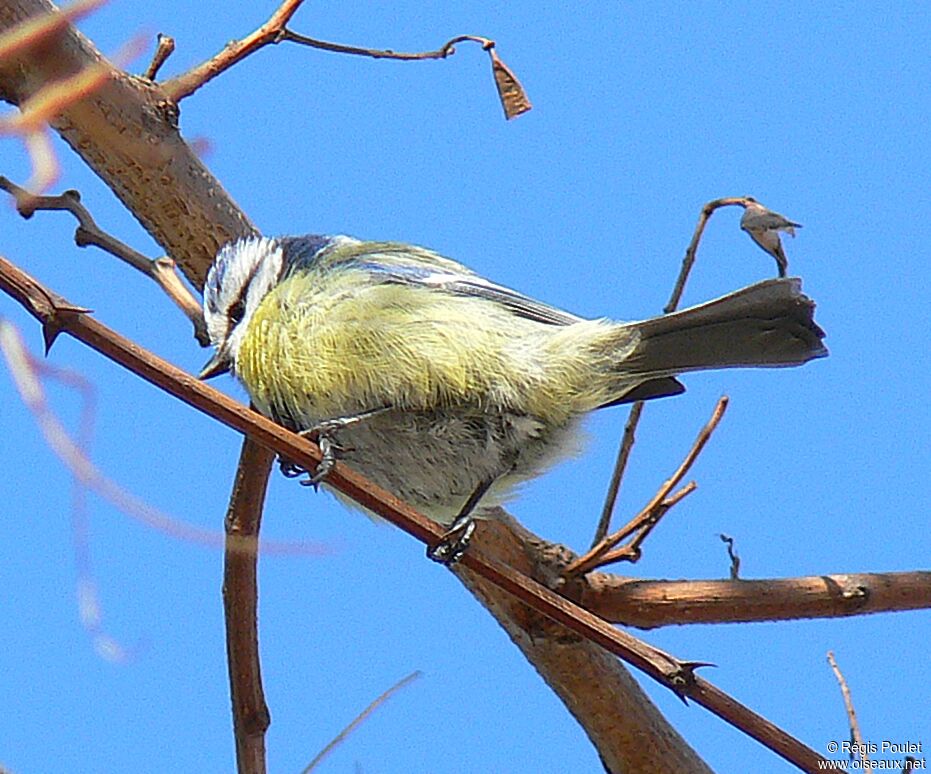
(201, 234, 827, 561)
(740, 198, 803, 278)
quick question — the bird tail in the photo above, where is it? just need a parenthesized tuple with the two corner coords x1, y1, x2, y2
(609, 278, 827, 393)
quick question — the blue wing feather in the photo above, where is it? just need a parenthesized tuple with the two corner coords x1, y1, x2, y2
(279, 235, 583, 326)
(351, 260, 582, 326)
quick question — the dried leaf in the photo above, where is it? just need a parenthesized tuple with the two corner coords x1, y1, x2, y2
(489, 48, 531, 120)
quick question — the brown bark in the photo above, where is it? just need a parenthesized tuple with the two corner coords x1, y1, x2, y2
(0, 0, 254, 289)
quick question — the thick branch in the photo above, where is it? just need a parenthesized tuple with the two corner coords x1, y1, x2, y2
(0, 0, 254, 288)
(456, 516, 713, 773)
(580, 571, 931, 628)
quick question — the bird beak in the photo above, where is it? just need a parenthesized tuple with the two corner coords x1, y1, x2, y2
(199, 347, 232, 380)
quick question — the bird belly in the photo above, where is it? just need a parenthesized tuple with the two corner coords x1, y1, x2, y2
(233, 277, 593, 522)
(320, 408, 584, 524)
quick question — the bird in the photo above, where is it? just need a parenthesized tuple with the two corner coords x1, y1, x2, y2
(740, 198, 803, 278)
(200, 234, 827, 561)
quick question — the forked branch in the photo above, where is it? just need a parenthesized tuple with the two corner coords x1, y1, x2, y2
(0, 176, 208, 344)
(569, 397, 728, 576)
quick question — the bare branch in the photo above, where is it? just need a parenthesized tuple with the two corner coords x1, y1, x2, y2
(0, 57, 108, 191)
(0, 0, 256, 287)
(602, 481, 697, 565)
(593, 197, 753, 543)
(827, 651, 866, 761)
(7, 332, 134, 661)
(0, 0, 104, 61)
(0, 317, 322, 557)
(580, 571, 931, 627)
(568, 397, 728, 576)
(0, 176, 208, 344)
(162, 8, 530, 119)
(665, 197, 752, 313)
(143, 32, 174, 80)
(160, 0, 307, 101)
(223, 437, 276, 774)
(455, 515, 713, 773)
(277, 33, 532, 120)
(591, 400, 643, 546)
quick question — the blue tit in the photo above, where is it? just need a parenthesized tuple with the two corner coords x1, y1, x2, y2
(200, 234, 826, 557)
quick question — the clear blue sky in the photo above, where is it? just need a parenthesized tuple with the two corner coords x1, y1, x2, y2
(2, 2, 929, 772)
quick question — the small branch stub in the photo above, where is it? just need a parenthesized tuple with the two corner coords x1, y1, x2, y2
(144, 33, 176, 80)
(719, 533, 741, 580)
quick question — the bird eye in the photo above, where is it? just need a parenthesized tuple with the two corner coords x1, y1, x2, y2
(229, 297, 247, 327)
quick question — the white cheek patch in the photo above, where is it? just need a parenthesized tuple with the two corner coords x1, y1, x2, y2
(203, 236, 285, 351)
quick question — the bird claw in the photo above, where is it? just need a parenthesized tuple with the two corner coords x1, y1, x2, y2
(279, 458, 306, 478)
(276, 418, 352, 488)
(427, 518, 476, 565)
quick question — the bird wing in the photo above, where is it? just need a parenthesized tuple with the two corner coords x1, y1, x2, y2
(352, 260, 584, 326)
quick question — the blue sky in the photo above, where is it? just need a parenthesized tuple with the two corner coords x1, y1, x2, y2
(1, 2, 929, 772)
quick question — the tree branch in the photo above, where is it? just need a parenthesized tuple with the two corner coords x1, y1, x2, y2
(223, 437, 275, 774)
(0, 0, 255, 287)
(827, 651, 865, 762)
(0, 176, 208, 344)
(159, 0, 305, 102)
(579, 571, 931, 627)
(160, 2, 530, 120)
(594, 197, 752, 545)
(569, 397, 727, 575)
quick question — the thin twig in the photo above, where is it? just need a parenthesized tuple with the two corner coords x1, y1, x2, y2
(609, 481, 698, 562)
(0, 318, 322, 557)
(302, 671, 422, 773)
(568, 397, 728, 576)
(0, 257, 828, 772)
(17, 343, 133, 661)
(143, 33, 175, 80)
(280, 30, 493, 60)
(591, 401, 643, 546)
(827, 651, 866, 761)
(664, 197, 751, 314)
(160, 2, 529, 118)
(0, 63, 108, 192)
(583, 482, 698, 568)
(279, 31, 530, 119)
(160, 0, 307, 101)
(0, 0, 106, 62)
(0, 177, 208, 345)
(592, 197, 751, 544)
